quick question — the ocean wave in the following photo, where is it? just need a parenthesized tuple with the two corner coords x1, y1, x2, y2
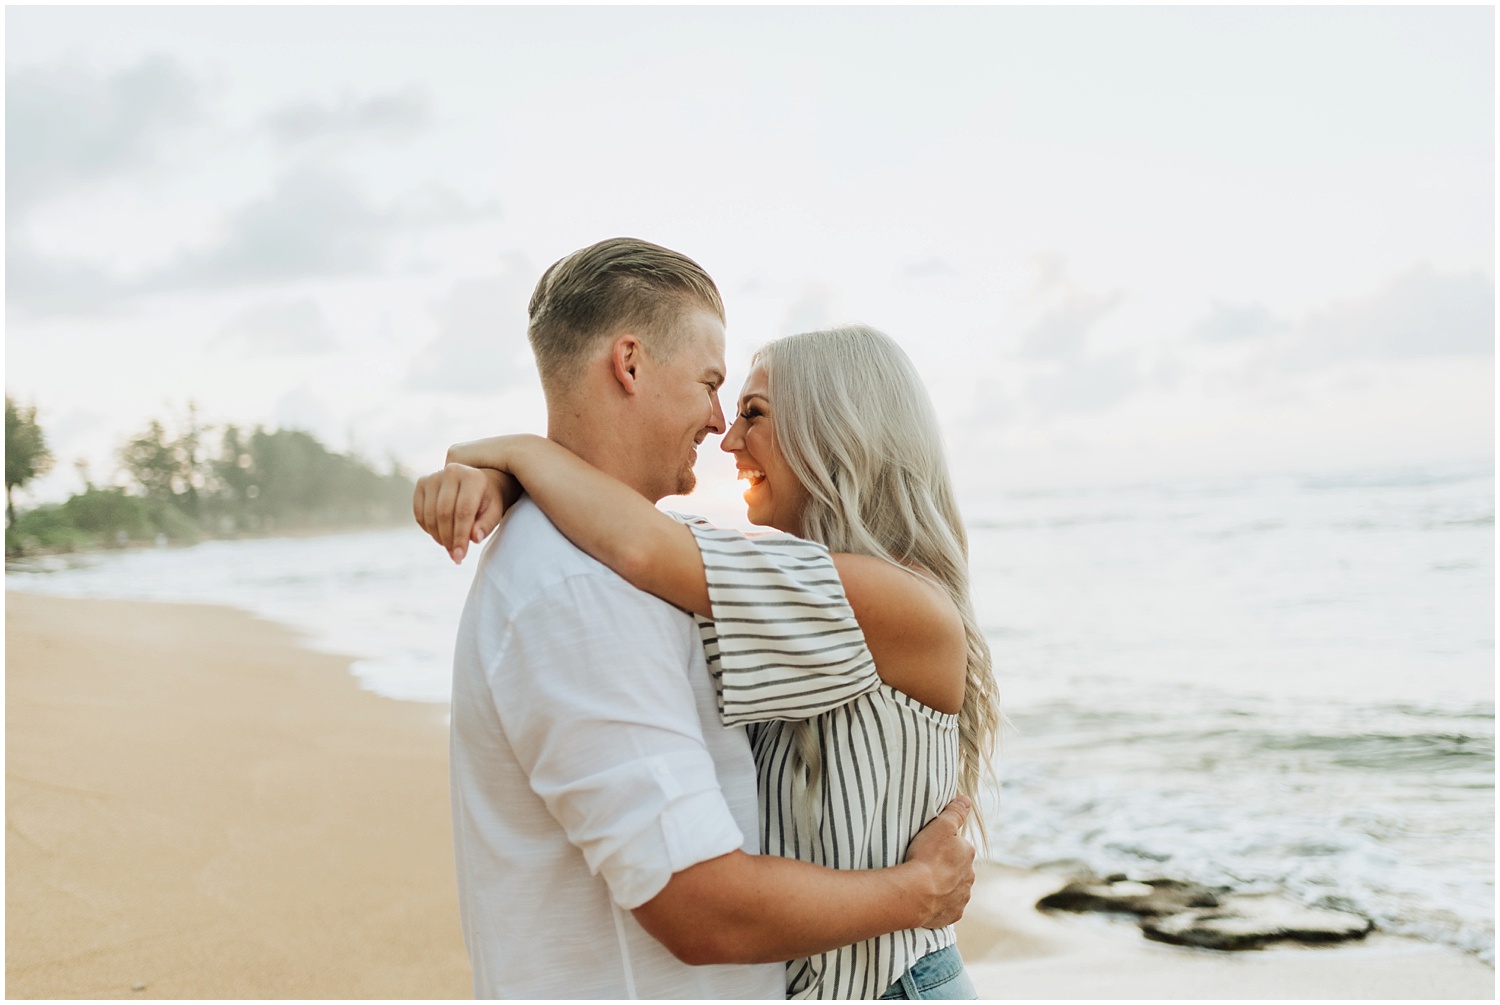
(1298, 462, 1494, 492)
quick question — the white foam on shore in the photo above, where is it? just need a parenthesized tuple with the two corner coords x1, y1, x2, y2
(6, 527, 475, 704)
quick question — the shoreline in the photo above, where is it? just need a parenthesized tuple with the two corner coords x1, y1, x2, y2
(7, 592, 1492, 999)
(5, 519, 416, 566)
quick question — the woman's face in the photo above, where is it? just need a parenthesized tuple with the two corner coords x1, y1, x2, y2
(721, 361, 810, 534)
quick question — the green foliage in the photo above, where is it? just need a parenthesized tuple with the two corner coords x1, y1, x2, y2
(7, 504, 93, 554)
(234, 428, 413, 529)
(6, 396, 54, 528)
(146, 500, 203, 544)
(62, 486, 159, 540)
(119, 419, 180, 502)
(118, 403, 205, 521)
(8, 487, 201, 554)
(5, 403, 414, 557)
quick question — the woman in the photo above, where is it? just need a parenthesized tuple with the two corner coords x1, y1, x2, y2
(420, 324, 999, 999)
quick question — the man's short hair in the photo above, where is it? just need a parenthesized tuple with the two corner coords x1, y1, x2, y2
(527, 237, 725, 390)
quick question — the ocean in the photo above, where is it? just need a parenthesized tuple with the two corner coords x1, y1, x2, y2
(7, 461, 1493, 963)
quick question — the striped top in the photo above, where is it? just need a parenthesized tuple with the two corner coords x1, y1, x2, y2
(680, 518, 960, 1001)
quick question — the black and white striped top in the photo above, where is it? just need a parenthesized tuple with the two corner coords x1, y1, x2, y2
(681, 519, 960, 1001)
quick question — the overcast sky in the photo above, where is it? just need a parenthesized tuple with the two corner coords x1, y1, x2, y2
(6, 6, 1494, 514)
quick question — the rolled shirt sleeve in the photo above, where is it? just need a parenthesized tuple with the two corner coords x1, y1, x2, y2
(679, 518, 881, 727)
(489, 571, 746, 910)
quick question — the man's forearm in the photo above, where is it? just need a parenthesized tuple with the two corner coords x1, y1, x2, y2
(631, 850, 942, 966)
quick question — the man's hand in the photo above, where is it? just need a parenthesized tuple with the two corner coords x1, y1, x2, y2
(412, 463, 521, 562)
(902, 796, 976, 929)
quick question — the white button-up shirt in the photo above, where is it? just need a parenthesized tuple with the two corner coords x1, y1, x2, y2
(450, 499, 784, 999)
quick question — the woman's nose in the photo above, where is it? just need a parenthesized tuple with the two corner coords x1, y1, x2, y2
(721, 417, 745, 452)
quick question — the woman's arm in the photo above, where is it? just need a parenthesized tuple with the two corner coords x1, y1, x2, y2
(443, 434, 713, 617)
(414, 435, 968, 712)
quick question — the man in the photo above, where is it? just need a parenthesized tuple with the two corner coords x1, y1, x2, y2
(419, 238, 973, 998)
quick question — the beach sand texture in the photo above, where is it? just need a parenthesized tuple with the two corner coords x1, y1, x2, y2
(7, 592, 1493, 999)
(6, 592, 470, 999)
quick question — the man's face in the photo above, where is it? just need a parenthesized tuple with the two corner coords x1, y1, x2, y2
(639, 307, 728, 500)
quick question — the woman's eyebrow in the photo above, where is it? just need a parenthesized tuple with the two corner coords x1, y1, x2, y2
(738, 392, 769, 408)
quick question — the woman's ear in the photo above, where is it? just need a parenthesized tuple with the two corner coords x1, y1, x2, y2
(610, 334, 643, 395)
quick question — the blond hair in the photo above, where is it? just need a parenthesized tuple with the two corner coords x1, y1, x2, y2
(527, 237, 724, 392)
(758, 324, 1001, 837)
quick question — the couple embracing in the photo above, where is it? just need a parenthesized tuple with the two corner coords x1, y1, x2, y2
(413, 238, 1000, 1000)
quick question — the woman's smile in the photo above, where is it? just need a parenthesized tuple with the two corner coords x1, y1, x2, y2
(721, 360, 811, 534)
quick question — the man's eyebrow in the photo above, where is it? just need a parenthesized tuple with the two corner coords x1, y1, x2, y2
(704, 367, 726, 388)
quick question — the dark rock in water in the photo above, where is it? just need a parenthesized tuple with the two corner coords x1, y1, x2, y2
(1140, 896, 1374, 951)
(1034, 873, 1376, 953)
(1036, 876, 1223, 917)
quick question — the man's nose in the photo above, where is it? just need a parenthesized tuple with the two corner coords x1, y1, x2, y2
(707, 391, 727, 436)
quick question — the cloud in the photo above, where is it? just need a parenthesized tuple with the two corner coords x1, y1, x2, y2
(385, 181, 496, 229)
(263, 85, 434, 148)
(1185, 268, 1492, 367)
(214, 298, 338, 355)
(6, 56, 203, 222)
(152, 168, 460, 290)
(5, 240, 123, 316)
(1018, 287, 1126, 360)
(1026, 251, 1070, 299)
(1298, 265, 1493, 362)
(405, 258, 537, 395)
(902, 257, 957, 279)
(1027, 351, 1142, 413)
(781, 283, 836, 336)
(8, 169, 498, 315)
(272, 385, 335, 438)
(1011, 255, 1126, 360)
(1190, 302, 1289, 342)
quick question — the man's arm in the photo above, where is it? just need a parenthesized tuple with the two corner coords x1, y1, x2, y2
(634, 799, 974, 966)
(494, 566, 975, 967)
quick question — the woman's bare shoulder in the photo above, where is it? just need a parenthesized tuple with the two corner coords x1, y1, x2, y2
(830, 553, 966, 713)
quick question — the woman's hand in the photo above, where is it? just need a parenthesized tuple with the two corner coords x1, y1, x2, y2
(412, 463, 521, 562)
(901, 796, 977, 929)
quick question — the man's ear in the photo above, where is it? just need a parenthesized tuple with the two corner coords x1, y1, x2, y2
(610, 334, 644, 395)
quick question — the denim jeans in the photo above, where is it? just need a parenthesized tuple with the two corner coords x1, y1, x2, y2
(877, 944, 977, 1000)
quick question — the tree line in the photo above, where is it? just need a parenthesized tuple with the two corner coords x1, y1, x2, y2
(5, 396, 416, 556)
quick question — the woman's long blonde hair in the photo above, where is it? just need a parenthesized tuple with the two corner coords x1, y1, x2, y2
(758, 324, 1000, 833)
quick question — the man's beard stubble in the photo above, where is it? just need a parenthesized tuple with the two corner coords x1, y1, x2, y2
(674, 445, 698, 496)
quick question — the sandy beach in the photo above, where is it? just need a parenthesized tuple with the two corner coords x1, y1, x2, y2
(6, 592, 470, 999)
(7, 591, 1493, 999)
